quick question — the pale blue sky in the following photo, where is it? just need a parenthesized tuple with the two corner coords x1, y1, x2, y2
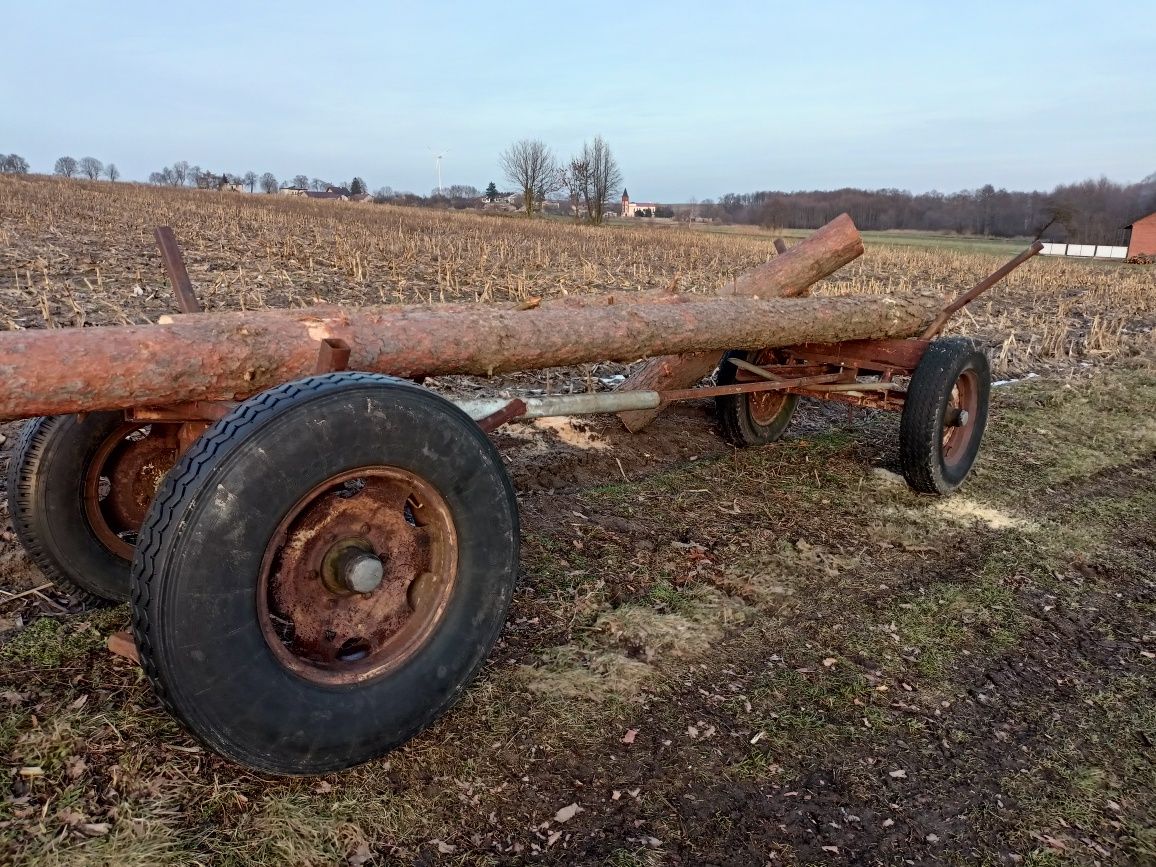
(3, 1, 1152, 200)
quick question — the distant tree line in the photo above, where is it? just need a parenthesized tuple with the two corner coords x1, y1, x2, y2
(702, 173, 1156, 244)
(144, 163, 369, 197)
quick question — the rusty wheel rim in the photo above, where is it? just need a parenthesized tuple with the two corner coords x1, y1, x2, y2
(746, 350, 789, 426)
(258, 467, 458, 685)
(748, 391, 789, 426)
(83, 423, 181, 559)
(942, 370, 979, 468)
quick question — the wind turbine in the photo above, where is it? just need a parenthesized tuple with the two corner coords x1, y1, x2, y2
(429, 147, 449, 195)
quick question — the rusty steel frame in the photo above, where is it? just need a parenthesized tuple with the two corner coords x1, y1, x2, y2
(154, 227, 202, 314)
(920, 241, 1043, 339)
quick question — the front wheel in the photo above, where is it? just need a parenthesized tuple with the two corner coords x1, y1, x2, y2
(131, 373, 520, 774)
(899, 337, 990, 495)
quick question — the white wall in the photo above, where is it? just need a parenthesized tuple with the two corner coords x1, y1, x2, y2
(1039, 243, 1127, 259)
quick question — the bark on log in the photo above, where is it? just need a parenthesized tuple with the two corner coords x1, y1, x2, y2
(616, 213, 864, 432)
(0, 292, 941, 421)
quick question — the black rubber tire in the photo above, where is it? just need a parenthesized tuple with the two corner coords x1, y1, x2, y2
(6, 413, 134, 604)
(899, 337, 991, 495)
(130, 373, 520, 775)
(714, 350, 799, 447)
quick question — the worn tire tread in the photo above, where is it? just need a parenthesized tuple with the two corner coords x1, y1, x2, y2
(129, 372, 473, 737)
(8, 416, 122, 606)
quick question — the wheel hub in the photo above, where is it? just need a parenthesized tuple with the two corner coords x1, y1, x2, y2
(324, 544, 385, 595)
(748, 391, 789, 426)
(942, 371, 979, 467)
(258, 467, 457, 684)
(84, 424, 180, 558)
(746, 349, 790, 426)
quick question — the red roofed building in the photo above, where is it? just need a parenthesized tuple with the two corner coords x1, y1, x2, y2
(1125, 212, 1156, 258)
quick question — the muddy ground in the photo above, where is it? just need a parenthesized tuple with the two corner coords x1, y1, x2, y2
(1, 178, 1154, 865)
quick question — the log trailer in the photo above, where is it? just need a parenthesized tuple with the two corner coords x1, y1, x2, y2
(0, 217, 1041, 773)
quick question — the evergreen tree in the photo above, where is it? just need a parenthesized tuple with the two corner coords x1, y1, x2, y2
(350, 177, 366, 195)
(485, 181, 499, 202)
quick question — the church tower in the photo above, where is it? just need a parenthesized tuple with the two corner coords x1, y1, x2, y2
(621, 189, 629, 217)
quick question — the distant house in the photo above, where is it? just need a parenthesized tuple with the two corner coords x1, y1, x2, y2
(481, 198, 518, 212)
(1125, 212, 1156, 258)
(620, 189, 660, 218)
(280, 187, 307, 197)
(304, 191, 348, 201)
(219, 182, 244, 193)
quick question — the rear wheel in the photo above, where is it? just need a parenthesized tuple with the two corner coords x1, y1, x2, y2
(715, 349, 799, 447)
(899, 337, 990, 495)
(131, 373, 520, 774)
(7, 413, 179, 604)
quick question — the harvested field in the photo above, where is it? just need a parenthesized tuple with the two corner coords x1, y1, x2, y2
(1, 175, 1154, 865)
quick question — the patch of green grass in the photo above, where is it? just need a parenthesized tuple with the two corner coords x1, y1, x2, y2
(1006, 675, 1156, 862)
(31, 820, 196, 867)
(975, 369, 1156, 500)
(0, 607, 127, 668)
(604, 847, 664, 867)
(741, 665, 879, 755)
(644, 579, 701, 616)
(889, 578, 1021, 679)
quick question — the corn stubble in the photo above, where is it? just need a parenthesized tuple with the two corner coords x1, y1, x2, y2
(1, 175, 1152, 379)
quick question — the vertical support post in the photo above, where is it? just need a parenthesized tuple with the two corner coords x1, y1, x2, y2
(153, 226, 202, 314)
(315, 337, 352, 374)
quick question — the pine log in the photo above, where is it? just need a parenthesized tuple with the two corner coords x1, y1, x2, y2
(0, 292, 940, 421)
(616, 213, 864, 432)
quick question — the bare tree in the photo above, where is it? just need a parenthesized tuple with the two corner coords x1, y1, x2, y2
(499, 139, 560, 216)
(78, 156, 103, 180)
(243, 170, 258, 192)
(172, 160, 190, 186)
(1, 154, 30, 174)
(445, 184, 479, 200)
(292, 174, 309, 189)
(54, 156, 78, 178)
(104, 163, 120, 182)
(569, 135, 622, 224)
(260, 172, 278, 194)
(150, 165, 180, 186)
(562, 156, 591, 223)
(194, 168, 219, 189)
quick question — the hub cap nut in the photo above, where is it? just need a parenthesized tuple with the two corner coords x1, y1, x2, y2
(339, 549, 384, 594)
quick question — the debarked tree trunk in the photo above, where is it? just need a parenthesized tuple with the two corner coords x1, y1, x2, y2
(0, 292, 941, 421)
